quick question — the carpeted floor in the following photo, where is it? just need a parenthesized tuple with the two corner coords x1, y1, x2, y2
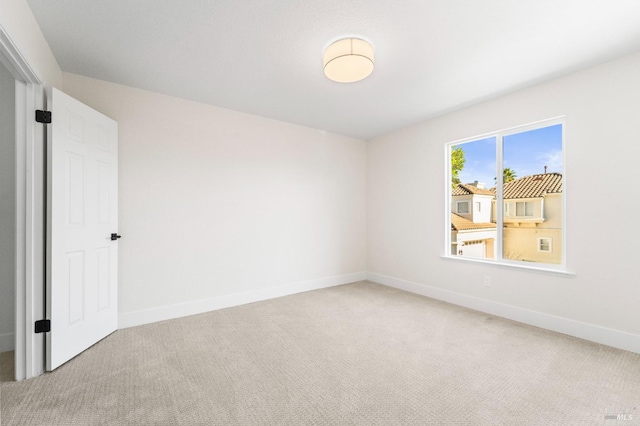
(0, 351, 13, 383)
(1, 281, 639, 425)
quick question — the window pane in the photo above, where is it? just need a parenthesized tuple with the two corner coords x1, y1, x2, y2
(450, 137, 496, 259)
(539, 238, 551, 251)
(525, 202, 533, 216)
(502, 124, 563, 264)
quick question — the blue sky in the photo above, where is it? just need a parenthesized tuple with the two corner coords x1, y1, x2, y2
(455, 124, 563, 188)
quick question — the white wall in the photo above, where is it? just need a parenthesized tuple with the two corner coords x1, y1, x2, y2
(367, 51, 640, 352)
(0, 60, 15, 352)
(0, 0, 62, 86)
(62, 73, 367, 327)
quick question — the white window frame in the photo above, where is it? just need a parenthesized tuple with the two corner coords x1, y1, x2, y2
(456, 201, 469, 214)
(538, 237, 552, 252)
(444, 117, 568, 274)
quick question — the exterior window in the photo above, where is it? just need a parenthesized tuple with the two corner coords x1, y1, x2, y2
(515, 202, 533, 217)
(457, 201, 469, 214)
(447, 119, 565, 269)
(538, 238, 552, 252)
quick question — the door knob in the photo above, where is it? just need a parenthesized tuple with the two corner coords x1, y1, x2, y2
(110, 233, 122, 241)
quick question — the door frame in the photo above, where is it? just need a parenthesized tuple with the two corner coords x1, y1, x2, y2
(0, 23, 46, 380)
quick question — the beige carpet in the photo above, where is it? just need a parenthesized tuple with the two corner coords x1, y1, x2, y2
(1, 281, 638, 425)
(0, 351, 13, 383)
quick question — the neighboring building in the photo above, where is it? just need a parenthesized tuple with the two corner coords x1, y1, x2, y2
(451, 173, 563, 264)
(499, 172, 563, 264)
(450, 182, 497, 259)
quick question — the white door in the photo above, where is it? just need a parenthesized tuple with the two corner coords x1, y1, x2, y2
(47, 87, 118, 370)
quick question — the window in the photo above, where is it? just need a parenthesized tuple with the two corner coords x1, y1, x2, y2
(515, 202, 533, 217)
(447, 118, 565, 269)
(538, 238, 552, 252)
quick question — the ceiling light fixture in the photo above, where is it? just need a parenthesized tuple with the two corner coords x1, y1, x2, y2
(323, 38, 374, 83)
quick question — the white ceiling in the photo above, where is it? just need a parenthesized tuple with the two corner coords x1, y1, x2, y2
(26, 0, 640, 140)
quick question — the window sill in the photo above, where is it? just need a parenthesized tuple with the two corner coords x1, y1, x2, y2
(440, 255, 576, 277)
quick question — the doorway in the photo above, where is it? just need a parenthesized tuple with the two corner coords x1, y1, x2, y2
(0, 21, 118, 381)
(0, 58, 16, 381)
(0, 26, 46, 380)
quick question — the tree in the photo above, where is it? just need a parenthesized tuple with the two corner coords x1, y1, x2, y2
(503, 248, 526, 261)
(451, 146, 465, 189)
(495, 167, 517, 184)
(503, 167, 517, 183)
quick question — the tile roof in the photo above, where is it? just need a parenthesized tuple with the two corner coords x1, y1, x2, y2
(500, 172, 563, 199)
(452, 183, 495, 196)
(451, 213, 496, 231)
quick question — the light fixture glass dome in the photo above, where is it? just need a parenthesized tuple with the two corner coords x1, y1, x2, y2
(323, 38, 374, 83)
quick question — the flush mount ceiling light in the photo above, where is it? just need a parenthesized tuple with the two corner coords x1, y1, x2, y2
(323, 38, 374, 83)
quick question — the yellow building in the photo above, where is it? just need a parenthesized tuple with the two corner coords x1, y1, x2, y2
(500, 172, 563, 264)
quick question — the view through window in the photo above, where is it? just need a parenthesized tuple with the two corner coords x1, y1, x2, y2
(448, 121, 564, 267)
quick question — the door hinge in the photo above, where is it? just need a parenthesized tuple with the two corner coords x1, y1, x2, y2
(35, 110, 52, 124)
(35, 319, 51, 333)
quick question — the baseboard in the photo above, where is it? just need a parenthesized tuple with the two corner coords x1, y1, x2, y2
(118, 272, 367, 329)
(367, 272, 640, 355)
(0, 332, 15, 353)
